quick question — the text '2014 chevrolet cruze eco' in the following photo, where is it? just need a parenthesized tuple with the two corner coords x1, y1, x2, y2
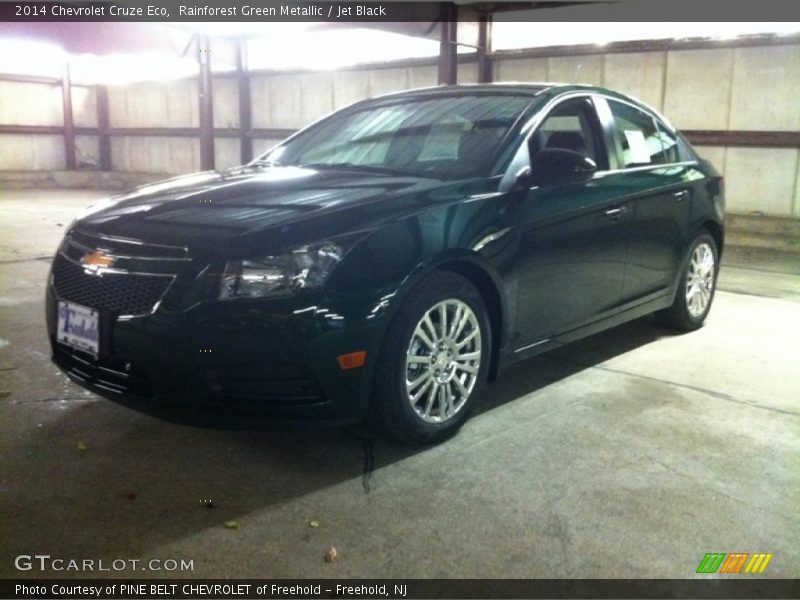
(48, 84, 724, 444)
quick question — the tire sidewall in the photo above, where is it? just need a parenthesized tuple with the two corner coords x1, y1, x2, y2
(676, 233, 719, 327)
(378, 271, 491, 443)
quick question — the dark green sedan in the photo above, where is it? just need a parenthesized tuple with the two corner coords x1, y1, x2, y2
(47, 84, 724, 444)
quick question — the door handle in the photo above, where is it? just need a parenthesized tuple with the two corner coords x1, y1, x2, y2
(673, 190, 689, 201)
(604, 206, 627, 219)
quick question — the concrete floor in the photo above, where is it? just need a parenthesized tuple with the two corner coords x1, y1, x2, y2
(1, 189, 799, 579)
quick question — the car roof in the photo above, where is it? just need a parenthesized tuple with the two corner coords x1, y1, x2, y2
(369, 83, 671, 129)
(367, 82, 642, 108)
(371, 82, 620, 98)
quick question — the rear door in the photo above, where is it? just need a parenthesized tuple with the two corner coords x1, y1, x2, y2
(597, 97, 693, 303)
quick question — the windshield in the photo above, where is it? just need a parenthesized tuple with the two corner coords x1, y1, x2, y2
(258, 93, 534, 179)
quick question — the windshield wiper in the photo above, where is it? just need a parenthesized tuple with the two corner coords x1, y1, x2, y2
(249, 159, 278, 167)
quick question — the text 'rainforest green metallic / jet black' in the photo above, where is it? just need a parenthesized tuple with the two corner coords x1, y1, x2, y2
(47, 84, 725, 444)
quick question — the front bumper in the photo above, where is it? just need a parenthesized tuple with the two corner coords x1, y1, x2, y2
(46, 283, 384, 428)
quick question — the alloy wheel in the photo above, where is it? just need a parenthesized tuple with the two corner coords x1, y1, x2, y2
(685, 242, 715, 318)
(404, 299, 482, 423)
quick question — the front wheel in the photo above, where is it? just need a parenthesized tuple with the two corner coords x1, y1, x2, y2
(656, 232, 719, 331)
(370, 271, 491, 444)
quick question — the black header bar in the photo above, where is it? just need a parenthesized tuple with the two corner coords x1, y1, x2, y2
(2, 0, 800, 22)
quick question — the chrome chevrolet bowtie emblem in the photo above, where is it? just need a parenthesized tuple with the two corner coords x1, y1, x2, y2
(80, 250, 115, 275)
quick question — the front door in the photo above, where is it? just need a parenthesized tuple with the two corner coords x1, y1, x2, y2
(512, 96, 631, 346)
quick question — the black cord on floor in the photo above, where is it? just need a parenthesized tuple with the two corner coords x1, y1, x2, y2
(342, 427, 375, 494)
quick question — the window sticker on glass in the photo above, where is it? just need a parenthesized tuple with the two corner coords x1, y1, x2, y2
(623, 129, 653, 164)
(418, 121, 466, 161)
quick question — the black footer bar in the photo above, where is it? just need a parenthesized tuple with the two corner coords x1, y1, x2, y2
(3, 579, 800, 600)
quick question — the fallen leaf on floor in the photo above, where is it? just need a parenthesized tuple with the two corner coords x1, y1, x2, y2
(224, 520, 239, 530)
(309, 520, 320, 528)
(0, 391, 11, 399)
(77, 441, 87, 451)
(324, 546, 337, 563)
(124, 492, 137, 501)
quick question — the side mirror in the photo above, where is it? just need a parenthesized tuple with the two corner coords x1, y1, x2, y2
(529, 148, 597, 187)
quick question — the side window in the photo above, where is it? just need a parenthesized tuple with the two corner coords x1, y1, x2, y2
(530, 97, 608, 170)
(608, 100, 670, 167)
(654, 118, 680, 163)
(675, 135, 696, 162)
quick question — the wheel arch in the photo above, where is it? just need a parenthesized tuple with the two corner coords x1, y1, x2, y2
(394, 255, 506, 382)
(699, 219, 724, 260)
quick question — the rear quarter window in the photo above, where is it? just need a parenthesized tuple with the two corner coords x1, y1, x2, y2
(608, 100, 674, 168)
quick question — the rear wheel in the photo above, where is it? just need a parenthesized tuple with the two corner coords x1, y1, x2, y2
(371, 271, 491, 444)
(656, 232, 718, 330)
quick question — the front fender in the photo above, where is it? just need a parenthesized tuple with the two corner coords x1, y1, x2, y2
(326, 197, 517, 364)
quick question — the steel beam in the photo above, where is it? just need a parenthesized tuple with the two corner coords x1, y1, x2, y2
(236, 40, 253, 164)
(477, 12, 493, 83)
(2, 125, 798, 149)
(683, 130, 800, 148)
(437, 3, 458, 85)
(96, 86, 112, 171)
(0, 73, 61, 85)
(197, 34, 215, 171)
(490, 32, 800, 61)
(61, 63, 76, 170)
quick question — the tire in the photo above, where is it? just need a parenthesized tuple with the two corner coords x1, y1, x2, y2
(656, 232, 719, 331)
(370, 270, 491, 445)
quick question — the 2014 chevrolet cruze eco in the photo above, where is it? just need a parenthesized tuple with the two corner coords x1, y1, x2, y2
(47, 84, 724, 444)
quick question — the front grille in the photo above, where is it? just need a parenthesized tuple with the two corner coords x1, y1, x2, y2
(52, 253, 173, 316)
(51, 230, 187, 316)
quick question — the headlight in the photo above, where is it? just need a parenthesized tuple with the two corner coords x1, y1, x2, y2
(219, 243, 343, 300)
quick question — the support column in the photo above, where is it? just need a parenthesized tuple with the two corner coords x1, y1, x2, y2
(197, 34, 215, 171)
(61, 62, 76, 170)
(437, 3, 458, 85)
(477, 13, 493, 83)
(236, 40, 253, 164)
(96, 86, 111, 171)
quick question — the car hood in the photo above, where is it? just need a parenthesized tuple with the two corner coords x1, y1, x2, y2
(74, 166, 474, 255)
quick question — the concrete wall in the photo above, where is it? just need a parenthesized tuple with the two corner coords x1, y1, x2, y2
(1, 42, 798, 217)
(0, 81, 97, 170)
